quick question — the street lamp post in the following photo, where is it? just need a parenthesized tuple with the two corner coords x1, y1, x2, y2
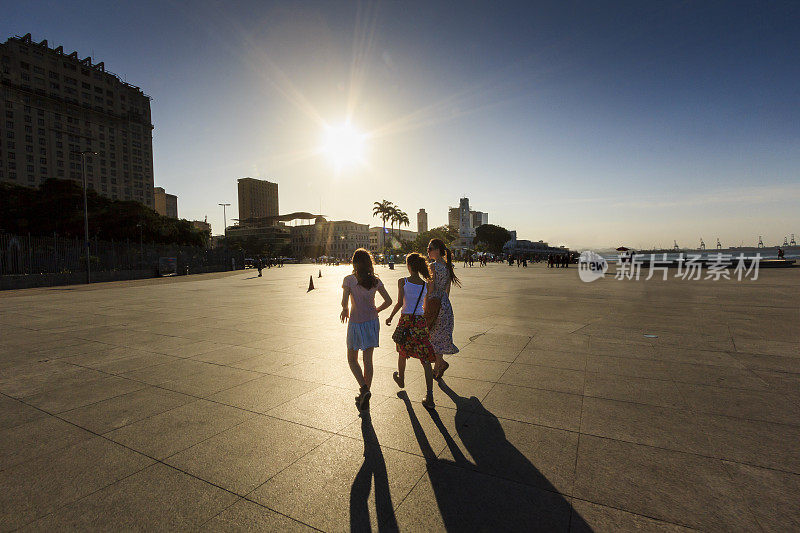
(218, 203, 230, 238)
(74, 150, 97, 284)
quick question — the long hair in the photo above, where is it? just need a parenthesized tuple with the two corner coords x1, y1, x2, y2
(406, 252, 431, 281)
(351, 248, 379, 289)
(428, 239, 461, 288)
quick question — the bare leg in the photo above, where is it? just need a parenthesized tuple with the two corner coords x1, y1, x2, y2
(362, 348, 374, 389)
(394, 354, 407, 387)
(422, 361, 434, 395)
(347, 349, 366, 388)
(433, 353, 444, 376)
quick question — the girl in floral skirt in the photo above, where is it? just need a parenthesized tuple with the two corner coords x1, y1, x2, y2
(385, 253, 437, 408)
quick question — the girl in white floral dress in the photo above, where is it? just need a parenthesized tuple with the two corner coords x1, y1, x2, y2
(426, 238, 460, 379)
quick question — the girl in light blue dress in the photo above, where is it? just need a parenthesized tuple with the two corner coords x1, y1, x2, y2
(341, 248, 392, 410)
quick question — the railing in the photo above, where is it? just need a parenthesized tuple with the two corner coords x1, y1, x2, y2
(0, 232, 243, 279)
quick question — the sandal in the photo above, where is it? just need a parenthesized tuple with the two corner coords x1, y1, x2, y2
(393, 371, 405, 388)
(435, 361, 450, 381)
(422, 393, 435, 409)
(357, 385, 371, 410)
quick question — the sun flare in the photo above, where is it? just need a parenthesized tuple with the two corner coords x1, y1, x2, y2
(320, 122, 367, 171)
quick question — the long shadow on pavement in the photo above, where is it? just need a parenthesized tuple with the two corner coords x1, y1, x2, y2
(396, 383, 589, 531)
(350, 412, 400, 532)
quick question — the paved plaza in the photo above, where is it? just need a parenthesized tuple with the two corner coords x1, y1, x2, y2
(0, 264, 798, 531)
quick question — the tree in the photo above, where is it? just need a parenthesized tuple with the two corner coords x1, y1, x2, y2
(413, 225, 459, 254)
(474, 224, 512, 255)
(396, 210, 410, 234)
(372, 200, 393, 251)
(388, 205, 399, 237)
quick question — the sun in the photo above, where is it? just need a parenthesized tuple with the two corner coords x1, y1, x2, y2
(320, 122, 367, 172)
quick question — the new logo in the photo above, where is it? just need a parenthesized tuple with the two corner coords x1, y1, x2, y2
(578, 251, 608, 282)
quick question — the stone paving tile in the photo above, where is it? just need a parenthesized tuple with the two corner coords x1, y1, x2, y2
(338, 395, 460, 458)
(515, 348, 588, 371)
(526, 334, 590, 353)
(722, 461, 800, 532)
(120, 358, 214, 385)
(676, 382, 800, 425)
(569, 499, 696, 532)
(62, 346, 177, 375)
(573, 435, 761, 532)
(0, 437, 153, 530)
(663, 361, 767, 390)
(207, 374, 322, 414)
(24, 463, 238, 531)
(653, 347, 745, 367)
(499, 362, 586, 395)
(735, 339, 799, 356)
(0, 360, 106, 399)
(0, 416, 94, 470)
(437, 411, 579, 495)
(580, 397, 714, 455)
(157, 364, 262, 397)
(393, 460, 572, 532)
(228, 351, 308, 374)
(583, 372, 686, 409)
(0, 394, 48, 430)
(105, 399, 256, 459)
(431, 357, 511, 382)
(200, 498, 315, 531)
(585, 354, 671, 379)
(454, 342, 522, 362)
(697, 413, 800, 474)
(482, 383, 583, 431)
(250, 433, 428, 532)
(187, 344, 264, 366)
(267, 385, 389, 433)
(730, 352, 800, 373)
(165, 415, 330, 494)
(59, 386, 196, 434)
(405, 375, 495, 412)
(22, 374, 147, 413)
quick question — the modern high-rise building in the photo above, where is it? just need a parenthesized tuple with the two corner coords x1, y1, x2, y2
(0, 33, 155, 207)
(417, 208, 428, 233)
(154, 187, 177, 218)
(471, 211, 488, 228)
(237, 177, 278, 222)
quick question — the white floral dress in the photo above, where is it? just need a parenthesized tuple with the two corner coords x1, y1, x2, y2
(428, 261, 459, 355)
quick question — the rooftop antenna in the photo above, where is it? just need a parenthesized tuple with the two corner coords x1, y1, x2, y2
(700, 237, 706, 250)
(791, 234, 797, 246)
(716, 238, 722, 250)
(757, 236, 764, 248)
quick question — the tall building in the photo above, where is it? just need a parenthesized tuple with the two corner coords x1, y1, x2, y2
(0, 33, 155, 206)
(471, 211, 488, 228)
(417, 208, 428, 233)
(154, 187, 177, 218)
(448, 207, 460, 229)
(238, 177, 278, 222)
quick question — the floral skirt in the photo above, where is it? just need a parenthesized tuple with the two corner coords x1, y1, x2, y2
(395, 314, 436, 363)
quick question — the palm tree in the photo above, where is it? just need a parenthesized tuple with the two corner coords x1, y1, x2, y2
(372, 200, 393, 253)
(396, 210, 410, 240)
(388, 205, 400, 238)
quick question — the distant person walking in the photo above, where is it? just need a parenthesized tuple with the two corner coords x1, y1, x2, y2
(426, 239, 461, 381)
(385, 253, 437, 408)
(256, 257, 263, 277)
(341, 248, 392, 410)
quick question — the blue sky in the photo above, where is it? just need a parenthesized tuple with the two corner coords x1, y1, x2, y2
(4, 1, 799, 248)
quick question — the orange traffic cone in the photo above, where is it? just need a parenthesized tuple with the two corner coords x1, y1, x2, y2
(307, 275, 314, 292)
